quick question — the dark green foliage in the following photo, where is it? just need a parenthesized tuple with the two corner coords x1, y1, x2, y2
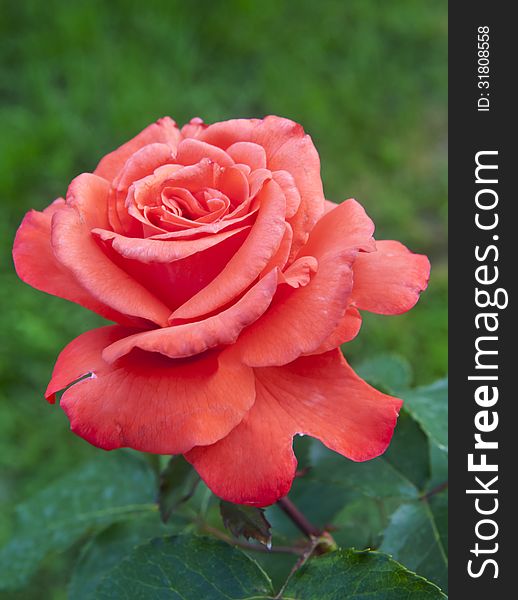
(355, 354, 413, 394)
(0, 452, 157, 590)
(158, 456, 199, 523)
(68, 518, 171, 600)
(95, 535, 274, 600)
(92, 536, 445, 600)
(403, 379, 449, 452)
(283, 549, 446, 600)
(381, 490, 448, 592)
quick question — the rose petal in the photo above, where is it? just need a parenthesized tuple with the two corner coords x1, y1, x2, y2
(247, 168, 272, 202)
(93, 224, 250, 264)
(66, 173, 111, 228)
(129, 161, 218, 221)
(226, 142, 267, 170)
(301, 199, 375, 259)
(112, 227, 250, 311)
(234, 200, 375, 367)
(170, 178, 287, 321)
(307, 307, 362, 354)
(280, 255, 318, 288)
(197, 116, 324, 257)
(235, 254, 349, 367)
(351, 240, 431, 314)
(180, 117, 207, 139)
(272, 171, 301, 219)
(13, 200, 136, 326)
(186, 383, 297, 507)
(260, 223, 293, 275)
(175, 138, 234, 167)
(51, 199, 171, 326)
(147, 208, 258, 240)
(217, 165, 250, 207)
(45, 325, 136, 403)
(52, 327, 256, 454)
(323, 199, 339, 214)
(94, 117, 181, 182)
(109, 143, 174, 235)
(186, 350, 401, 506)
(256, 350, 403, 462)
(102, 269, 279, 362)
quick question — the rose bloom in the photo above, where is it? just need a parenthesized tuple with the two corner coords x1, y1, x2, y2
(13, 116, 429, 506)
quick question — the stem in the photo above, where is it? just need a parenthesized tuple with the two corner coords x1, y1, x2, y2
(277, 497, 321, 539)
(275, 537, 320, 599)
(420, 480, 448, 501)
(201, 524, 304, 555)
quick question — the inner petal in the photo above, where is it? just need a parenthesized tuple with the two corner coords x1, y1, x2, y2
(162, 187, 207, 217)
(123, 157, 261, 238)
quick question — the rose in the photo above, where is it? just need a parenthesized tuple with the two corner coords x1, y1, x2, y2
(13, 116, 430, 506)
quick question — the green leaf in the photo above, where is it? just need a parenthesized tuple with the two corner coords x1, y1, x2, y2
(402, 379, 448, 452)
(381, 490, 448, 592)
(383, 409, 430, 491)
(283, 549, 446, 599)
(220, 502, 272, 548)
(331, 498, 387, 550)
(355, 354, 412, 394)
(96, 535, 274, 599)
(0, 451, 156, 590)
(68, 516, 171, 600)
(426, 438, 448, 493)
(158, 455, 199, 523)
(308, 445, 416, 501)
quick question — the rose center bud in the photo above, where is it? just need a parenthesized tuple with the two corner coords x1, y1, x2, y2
(160, 186, 231, 222)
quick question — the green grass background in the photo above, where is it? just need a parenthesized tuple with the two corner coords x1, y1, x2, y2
(0, 1, 447, 597)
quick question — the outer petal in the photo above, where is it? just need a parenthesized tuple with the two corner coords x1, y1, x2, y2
(351, 240, 431, 315)
(102, 269, 279, 362)
(51, 201, 171, 327)
(94, 117, 181, 182)
(185, 382, 297, 507)
(301, 199, 375, 259)
(45, 326, 135, 403)
(235, 200, 375, 367)
(308, 306, 362, 354)
(171, 178, 287, 321)
(257, 351, 402, 462)
(12, 200, 137, 326)
(51, 327, 256, 454)
(66, 172, 111, 228)
(186, 350, 402, 506)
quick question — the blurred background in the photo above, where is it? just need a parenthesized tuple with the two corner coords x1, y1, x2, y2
(0, 0, 447, 597)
